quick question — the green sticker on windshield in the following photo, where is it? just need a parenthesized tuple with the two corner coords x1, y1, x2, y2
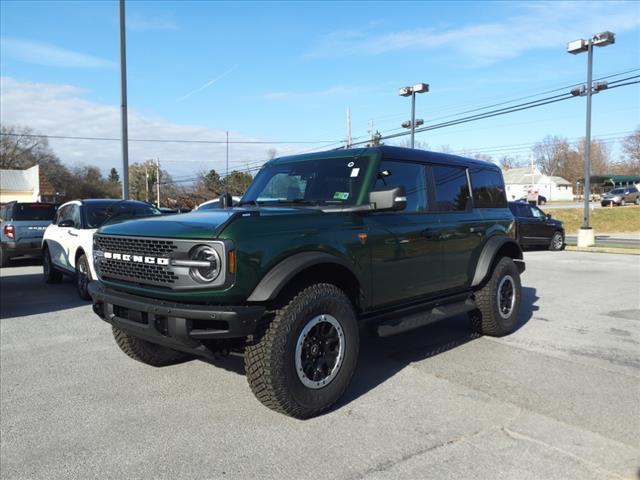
(333, 192, 349, 200)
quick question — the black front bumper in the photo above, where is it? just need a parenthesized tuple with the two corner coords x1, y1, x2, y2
(89, 282, 265, 354)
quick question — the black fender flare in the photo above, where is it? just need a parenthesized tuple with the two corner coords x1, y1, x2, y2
(247, 251, 358, 302)
(471, 237, 524, 288)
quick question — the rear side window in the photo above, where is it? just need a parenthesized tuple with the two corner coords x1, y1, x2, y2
(13, 203, 57, 221)
(432, 165, 471, 212)
(469, 166, 507, 208)
(373, 160, 428, 212)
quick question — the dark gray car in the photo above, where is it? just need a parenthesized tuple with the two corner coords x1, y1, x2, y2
(601, 187, 640, 206)
(0, 202, 58, 267)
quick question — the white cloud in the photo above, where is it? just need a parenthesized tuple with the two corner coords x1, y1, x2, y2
(0, 38, 116, 69)
(127, 15, 179, 31)
(0, 77, 305, 179)
(306, 1, 640, 64)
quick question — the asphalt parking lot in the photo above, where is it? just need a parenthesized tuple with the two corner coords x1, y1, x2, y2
(1, 252, 639, 480)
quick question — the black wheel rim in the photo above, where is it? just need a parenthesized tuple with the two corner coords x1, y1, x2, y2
(77, 260, 88, 294)
(497, 275, 515, 319)
(295, 314, 345, 389)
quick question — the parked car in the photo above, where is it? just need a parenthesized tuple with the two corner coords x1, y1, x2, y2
(600, 187, 640, 206)
(195, 196, 241, 210)
(508, 201, 564, 251)
(89, 146, 526, 418)
(42, 199, 162, 299)
(0, 201, 58, 267)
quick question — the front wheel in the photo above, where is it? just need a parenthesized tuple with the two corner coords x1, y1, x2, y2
(75, 253, 91, 300)
(245, 283, 359, 419)
(43, 248, 63, 283)
(549, 231, 564, 251)
(620, 199, 626, 206)
(112, 328, 191, 366)
(471, 257, 522, 337)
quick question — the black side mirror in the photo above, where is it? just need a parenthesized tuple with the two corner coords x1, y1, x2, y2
(546, 213, 552, 219)
(369, 186, 407, 211)
(58, 219, 75, 228)
(219, 192, 233, 209)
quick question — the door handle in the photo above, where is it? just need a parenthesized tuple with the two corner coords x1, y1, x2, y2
(421, 229, 441, 240)
(469, 226, 486, 234)
(67, 231, 78, 237)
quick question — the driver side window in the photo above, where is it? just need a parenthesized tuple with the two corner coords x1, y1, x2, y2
(530, 206, 544, 219)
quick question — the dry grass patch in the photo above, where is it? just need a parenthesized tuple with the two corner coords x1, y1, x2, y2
(549, 205, 640, 234)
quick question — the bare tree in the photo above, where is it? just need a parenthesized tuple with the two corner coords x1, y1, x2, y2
(266, 148, 278, 160)
(532, 135, 573, 176)
(619, 128, 640, 174)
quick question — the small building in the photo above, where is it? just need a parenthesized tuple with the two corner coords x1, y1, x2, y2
(502, 166, 574, 202)
(0, 165, 57, 203)
(577, 175, 640, 195)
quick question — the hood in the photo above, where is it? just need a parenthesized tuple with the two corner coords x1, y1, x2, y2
(97, 207, 323, 239)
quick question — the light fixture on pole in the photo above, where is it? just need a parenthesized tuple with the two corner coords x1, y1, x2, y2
(398, 83, 429, 148)
(566, 30, 615, 248)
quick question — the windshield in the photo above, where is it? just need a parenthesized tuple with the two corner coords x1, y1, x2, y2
(85, 202, 162, 228)
(13, 203, 58, 221)
(608, 189, 624, 194)
(242, 156, 370, 206)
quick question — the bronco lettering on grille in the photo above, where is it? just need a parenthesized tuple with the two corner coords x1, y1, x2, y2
(103, 251, 169, 266)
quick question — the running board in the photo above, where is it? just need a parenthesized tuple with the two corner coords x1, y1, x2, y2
(374, 299, 476, 337)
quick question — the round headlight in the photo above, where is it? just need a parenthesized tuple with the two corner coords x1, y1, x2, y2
(189, 245, 221, 283)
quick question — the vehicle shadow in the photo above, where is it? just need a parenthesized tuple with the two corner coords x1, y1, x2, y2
(197, 287, 539, 414)
(0, 264, 88, 319)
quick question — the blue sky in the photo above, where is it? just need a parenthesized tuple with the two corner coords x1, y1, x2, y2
(1, 1, 639, 178)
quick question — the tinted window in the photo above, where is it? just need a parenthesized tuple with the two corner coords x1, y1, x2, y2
(469, 167, 507, 208)
(372, 160, 428, 212)
(530, 206, 545, 219)
(12, 203, 57, 221)
(57, 205, 75, 225)
(432, 165, 471, 212)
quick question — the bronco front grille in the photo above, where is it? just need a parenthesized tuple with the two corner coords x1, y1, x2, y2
(94, 235, 177, 257)
(99, 260, 179, 285)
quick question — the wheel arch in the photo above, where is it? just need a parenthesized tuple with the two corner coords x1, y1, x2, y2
(247, 252, 363, 311)
(471, 236, 524, 288)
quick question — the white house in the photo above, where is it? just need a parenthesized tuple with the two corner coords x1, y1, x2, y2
(502, 166, 574, 202)
(0, 165, 57, 203)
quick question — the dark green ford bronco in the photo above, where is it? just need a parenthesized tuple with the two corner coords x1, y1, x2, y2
(89, 146, 525, 418)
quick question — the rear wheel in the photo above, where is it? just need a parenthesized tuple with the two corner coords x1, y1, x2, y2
(112, 327, 191, 366)
(471, 257, 521, 337)
(549, 231, 564, 251)
(245, 283, 359, 419)
(75, 253, 91, 300)
(43, 248, 63, 283)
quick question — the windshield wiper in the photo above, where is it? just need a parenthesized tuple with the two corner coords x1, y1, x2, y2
(238, 199, 260, 207)
(274, 199, 323, 206)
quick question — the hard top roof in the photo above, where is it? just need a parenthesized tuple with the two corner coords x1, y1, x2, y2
(269, 145, 498, 169)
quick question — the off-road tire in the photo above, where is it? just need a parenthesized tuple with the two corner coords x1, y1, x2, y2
(75, 253, 92, 300)
(549, 231, 565, 251)
(471, 256, 521, 337)
(244, 283, 359, 419)
(0, 247, 9, 268)
(112, 327, 191, 367)
(43, 248, 63, 283)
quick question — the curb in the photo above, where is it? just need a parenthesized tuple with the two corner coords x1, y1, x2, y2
(565, 245, 640, 255)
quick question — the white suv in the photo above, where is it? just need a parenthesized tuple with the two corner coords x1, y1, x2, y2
(42, 199, 162, 299)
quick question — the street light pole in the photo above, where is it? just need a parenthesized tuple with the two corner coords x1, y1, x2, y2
(119, 0, 129, 199)
(410, 91, 416, 149)
(567, 30, 615, 247)
(583, 38, 593, 230)
(399, 83, 428, 149)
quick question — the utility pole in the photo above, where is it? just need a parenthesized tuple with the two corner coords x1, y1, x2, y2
(346, 108, 352, 148)
(156, 158, 160, 207)
(226, 131, 229, 177)
(119, 0, 129, 199)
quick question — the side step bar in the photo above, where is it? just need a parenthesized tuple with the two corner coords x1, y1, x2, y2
(374, 299, 476, 337)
